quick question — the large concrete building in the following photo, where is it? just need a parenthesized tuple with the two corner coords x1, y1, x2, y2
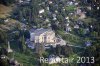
(29, 28, 66, 48)
(30, 28, 56, 44)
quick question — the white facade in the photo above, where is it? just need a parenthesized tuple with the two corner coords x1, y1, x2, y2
(30, 28, 56, 44)
(29, 28, 66, 48)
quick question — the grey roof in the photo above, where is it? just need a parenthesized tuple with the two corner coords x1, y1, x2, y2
(30, 28, 36, 32)
(30, 28, 52, 36)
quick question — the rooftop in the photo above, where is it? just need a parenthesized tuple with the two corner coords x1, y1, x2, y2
(30, 28, 53, 36)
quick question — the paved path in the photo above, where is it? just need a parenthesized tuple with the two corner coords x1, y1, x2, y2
(67, 44, 85, 49)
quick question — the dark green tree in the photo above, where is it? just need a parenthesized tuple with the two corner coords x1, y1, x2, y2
(55, 45, 61, 56)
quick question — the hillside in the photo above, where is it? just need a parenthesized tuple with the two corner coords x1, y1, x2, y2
(0, 0, 100, 66)
(0, 4, 12, 18)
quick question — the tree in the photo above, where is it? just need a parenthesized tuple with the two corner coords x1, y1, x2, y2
(61, 45, 73, 57)
(55, 45, 61, 56)
(81, 0, 100, 66)
(0, 30, 8, 48)
(0, 48, 8, 56)
(0, 0, 15, 6)
(19, 35, 26, 53)
(24, 30, 30, 39)
(35, 43, 45, 56)
(22, 35, 26, 52)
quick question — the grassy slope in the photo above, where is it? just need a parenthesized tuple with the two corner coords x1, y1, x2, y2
(0, 4, 21, 31)
(0, 4, 37, 66)
(0, 4, 12, 18)
(14, 52, 37, 66)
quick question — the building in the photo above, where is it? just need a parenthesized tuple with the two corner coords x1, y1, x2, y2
(85, 41, 91, 46)
(66, 26, 72, 32)
(29, 28, 66, 48)
(17, 0, 31, 3)
(79, 13, 86, 19)
(74, 24, 79, 29)
(39, 9, 45, 14)
(30, 28, 56, 44)
(9, 58, 20, 66)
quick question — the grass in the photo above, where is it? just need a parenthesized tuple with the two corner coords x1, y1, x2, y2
(10, 40, 39, 66)
(56, 30, 84, 46)
(10, 44, 40, 66)
(0, 4, 12, 18)
(82, 17, 97, 24)
(13, 52, 37, 66)
(0, 18, 23, 31)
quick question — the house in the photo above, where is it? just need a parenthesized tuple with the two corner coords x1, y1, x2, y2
(87, 6, 92, 10)
(17, 0, 23, 3)
(17, 0, 30, 3)
(0, 55, 20, 66)
(45, 18, 49, 22)
(9, 58, 20, 66)
(66, 26, 72, 32)
(39, 9, 45, 14)
(47, 7, 50, 10)
(53, 17, 57, 21)
(79, 13, 86, 19)
(65, 17, 70, 23)
(74, 2, 78, 6)
(48, 1, 53, 4)
(55, 10, 58, 13)
(76, 8, 82, 15)
(65, 17, 69, 20)
(74, 24, 79, 29)
(97, 7, 99, 10)
(84, 28, 90, 34)
(4, 19, 9, 22)
(85, 41, 91, 46)
(0, 55, 7, 59)
(67, 1, 74, 6)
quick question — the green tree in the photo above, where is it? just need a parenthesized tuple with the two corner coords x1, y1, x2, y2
(0, 0, 15, 6)
(55, 45, 61, 56)
(0, 30, 8, 48)
(19, 35, 26, 53)
(35, 43, 45, 56)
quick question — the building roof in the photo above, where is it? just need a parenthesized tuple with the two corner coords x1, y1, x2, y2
(30, 28, 53, 36)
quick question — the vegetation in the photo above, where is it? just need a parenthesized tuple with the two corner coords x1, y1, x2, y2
(0, 0, 100, 66)
(0, 0, 15, 6)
